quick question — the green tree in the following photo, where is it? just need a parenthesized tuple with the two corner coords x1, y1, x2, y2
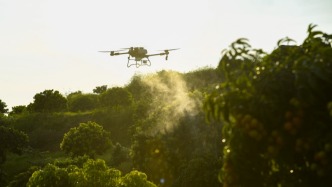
(82, 159, 121, 187)
(93, 85, 107, 94)
(60, 121, 112, 158)
(119, 170, 157, 187)
(9, 105, 27, 115)
(67, 93, 99, 112)
(0, 99, 8, 114)
(0, 126, 29, 186)
(27, 164, 70, 187)
(28, 90, 67, 113)
(0, 126, 29, 164)
(205, 24, 332, 186)
(7, 166, 40, 187)
(27, 158, 155, 187)
(100, 87, 133, 108)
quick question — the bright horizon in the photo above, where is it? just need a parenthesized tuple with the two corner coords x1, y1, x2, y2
(1, 0, 332, 109)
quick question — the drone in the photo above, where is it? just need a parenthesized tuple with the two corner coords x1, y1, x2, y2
(99, 47, 179, 68)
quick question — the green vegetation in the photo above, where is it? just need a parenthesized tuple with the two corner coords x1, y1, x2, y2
(0, 66, 221, 186)
(0, 24, 331, 186)
(0, 126, 29, 164)
(60, 121, 112, 158)
(206, 24, 332, 186)
(26, 159, 156, 187)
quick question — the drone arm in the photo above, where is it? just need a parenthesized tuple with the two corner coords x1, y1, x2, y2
(146, 53, 166, 57)
(111, 52, 129, 56)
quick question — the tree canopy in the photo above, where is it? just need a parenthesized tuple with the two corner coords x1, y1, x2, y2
(27, 159, 156, 187)
(60, 121, 112, 158)
(28, 89, 67, 113)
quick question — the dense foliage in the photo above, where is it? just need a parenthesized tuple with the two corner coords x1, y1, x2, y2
(60, 121, 112, 158)
(1, 67, 222, 186)
(67, 93, 99, 112)
(28, 89, 67, 113)
(27, 158, 157, 187)
(0, 125, 29, 186)
(0, 126, 29, 164)
(205, 24, 332, 186)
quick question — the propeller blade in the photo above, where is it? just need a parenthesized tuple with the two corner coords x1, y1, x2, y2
(99, 49, 127, 53)
(157, 48, 180, 52)
(165, 48, 180, 51)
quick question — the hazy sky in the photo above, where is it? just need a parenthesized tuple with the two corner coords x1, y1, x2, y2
(1, 0, 331, 109)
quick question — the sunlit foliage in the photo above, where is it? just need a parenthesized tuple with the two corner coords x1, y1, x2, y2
(27, 159, 156, 187)
(205, 24, 332, 186)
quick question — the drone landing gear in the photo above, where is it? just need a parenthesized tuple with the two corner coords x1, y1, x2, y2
(127, 57, 151, 68)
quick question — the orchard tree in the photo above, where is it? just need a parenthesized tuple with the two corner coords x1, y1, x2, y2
(60, 121, 112, 158)
(205, 24, 332, 186)
(28, 89, 67, 113)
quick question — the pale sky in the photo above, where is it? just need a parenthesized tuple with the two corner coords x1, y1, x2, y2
(1, 0, 331, 109)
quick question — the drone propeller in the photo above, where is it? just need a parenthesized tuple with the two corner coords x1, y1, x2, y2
(121, 47, 137, 50)
(165, 48, 180, 51)
(98, 49, 127, 53)
(158, 48, 180, 53)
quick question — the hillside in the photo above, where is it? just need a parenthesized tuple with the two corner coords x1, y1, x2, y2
(0, 67, 223, 187)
